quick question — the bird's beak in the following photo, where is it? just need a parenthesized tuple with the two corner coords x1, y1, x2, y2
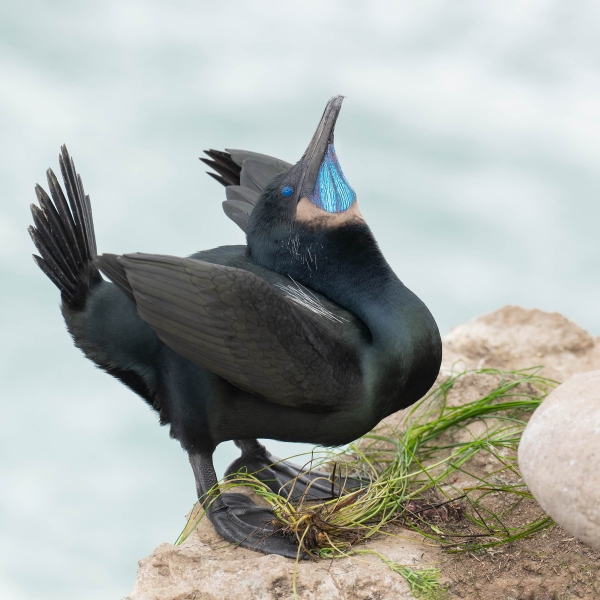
(283, 95, 356, 213)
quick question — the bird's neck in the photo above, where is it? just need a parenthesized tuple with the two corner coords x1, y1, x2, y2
(250, 221, 427, 345)
(302, 227, 407, 343)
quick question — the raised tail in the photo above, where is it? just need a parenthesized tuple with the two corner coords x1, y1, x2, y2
(29, 145, 100, 308)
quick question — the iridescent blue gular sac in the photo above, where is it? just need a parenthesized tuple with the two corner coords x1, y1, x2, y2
(311, 144, 356, 213)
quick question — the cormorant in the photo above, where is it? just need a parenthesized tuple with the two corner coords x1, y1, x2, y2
(28, 96, 442, 557)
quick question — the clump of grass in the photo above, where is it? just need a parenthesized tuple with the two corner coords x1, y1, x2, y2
(177, 367, 556, 595)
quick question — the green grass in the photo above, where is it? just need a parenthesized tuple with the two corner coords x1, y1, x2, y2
(176, 367, 557, 597)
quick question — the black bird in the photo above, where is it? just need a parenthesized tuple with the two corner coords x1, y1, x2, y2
(28, 96, 442, 557)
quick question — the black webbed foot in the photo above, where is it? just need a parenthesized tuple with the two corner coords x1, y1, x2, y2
(227, 439, 366, 501)
(208, 492, 306, 558)
(189, 452, 307, 559)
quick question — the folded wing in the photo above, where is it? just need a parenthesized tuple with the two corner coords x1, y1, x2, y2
(97, 253, 361, 409)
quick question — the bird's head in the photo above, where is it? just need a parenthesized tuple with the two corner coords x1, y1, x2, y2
(246, 95, 366, 270)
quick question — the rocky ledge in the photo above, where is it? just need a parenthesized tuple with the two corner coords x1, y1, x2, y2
(124, 306, 600, 600)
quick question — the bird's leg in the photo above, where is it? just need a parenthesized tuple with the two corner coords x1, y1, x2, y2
(188, 451, 304, 558)
(226, 439, 365, 501)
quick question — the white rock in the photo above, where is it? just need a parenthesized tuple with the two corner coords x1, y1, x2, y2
(518, 370, 600, 550)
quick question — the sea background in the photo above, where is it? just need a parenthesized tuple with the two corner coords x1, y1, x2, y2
(1, 1, 599, 598)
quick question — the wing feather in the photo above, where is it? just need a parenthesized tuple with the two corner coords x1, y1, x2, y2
(114, 253, 361, 408)
(202, 149, 292, 232)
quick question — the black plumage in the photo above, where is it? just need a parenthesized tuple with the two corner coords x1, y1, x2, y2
(201, 149, 241, 186)
(29, 96, 442, 557)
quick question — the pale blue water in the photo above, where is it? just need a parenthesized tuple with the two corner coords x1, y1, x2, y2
(1, 2, 599, 598)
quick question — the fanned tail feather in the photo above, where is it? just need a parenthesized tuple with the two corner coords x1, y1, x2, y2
(29, 145, 100, 308)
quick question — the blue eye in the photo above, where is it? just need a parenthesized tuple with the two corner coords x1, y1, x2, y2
(281, 186, 293, 197)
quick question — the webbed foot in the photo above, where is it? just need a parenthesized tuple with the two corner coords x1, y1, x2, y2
(209, 493, 306, 558)
(227, 439, 366, 501)
(189, 452, 307, 558)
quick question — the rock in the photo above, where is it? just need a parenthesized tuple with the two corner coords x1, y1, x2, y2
(518, 370, 600, 550)
(443, 305, 600, 381)
(126, 306, 600, 599)
(124, 517, 419, 600)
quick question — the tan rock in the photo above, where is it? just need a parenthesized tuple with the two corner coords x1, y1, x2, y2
(124, 516, 420, 600)
(518, 370, 600, 551)
(126, 306, 600, 599)
(443, 305, 600, 382)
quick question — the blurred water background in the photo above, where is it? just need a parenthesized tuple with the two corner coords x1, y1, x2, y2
(1, 1, 599, 598)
